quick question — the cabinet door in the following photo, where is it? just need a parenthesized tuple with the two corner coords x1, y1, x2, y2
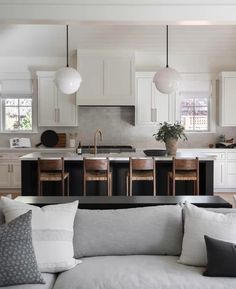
(0, 164, 11, 188)
(152, 83, 170, 123)
(38, 74, 58, 126)
(76, 50, 135, 106)
(136, 77, 153, 125)
(57, 90, 77, 126)
(135, 74, 171, 125)
(10, 163, 21, 188)
(77, 54, 104, 105)
(104, 57, 134, 105)
(214, 161, 227, 188)
(220, 73, 236, 126)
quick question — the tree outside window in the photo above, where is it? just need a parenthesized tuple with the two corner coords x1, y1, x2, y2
(180, 96, 209, 131)
(3, 98, 32, 131)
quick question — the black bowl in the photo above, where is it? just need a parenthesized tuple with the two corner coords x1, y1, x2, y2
(143, 149, 167, 157)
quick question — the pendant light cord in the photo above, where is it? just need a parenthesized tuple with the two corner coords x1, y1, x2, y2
(66, 25, 69, 67)
(166, 25, 169, 68)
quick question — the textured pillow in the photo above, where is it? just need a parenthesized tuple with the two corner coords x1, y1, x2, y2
(1, 197, 80, 273)
(204, 235, 236, 277)
(73, 205, 183, 258)
(0, 210, 45, 287)
(179, 203, 236, 266)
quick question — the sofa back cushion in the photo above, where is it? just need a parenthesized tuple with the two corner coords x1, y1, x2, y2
(73, 205, 183, 258)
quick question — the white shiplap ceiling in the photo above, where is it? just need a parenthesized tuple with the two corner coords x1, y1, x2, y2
(0, 24, 236, 57)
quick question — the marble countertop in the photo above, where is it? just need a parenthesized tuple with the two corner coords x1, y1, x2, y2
(20, 151, 216, 161)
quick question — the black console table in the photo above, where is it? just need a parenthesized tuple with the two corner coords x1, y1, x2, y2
(15, 196, 232, 209)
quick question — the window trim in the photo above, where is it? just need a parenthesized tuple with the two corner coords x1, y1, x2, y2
(0, 77, 38, 134)
(175, 73, 217, 134)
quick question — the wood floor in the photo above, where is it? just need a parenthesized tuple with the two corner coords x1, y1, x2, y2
(215, 192, 235, 208)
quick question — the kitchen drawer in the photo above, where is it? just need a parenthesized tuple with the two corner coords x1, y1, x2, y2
(212, 152, 226, 160)
(0, 153, 24, 160)
(227, 152, 236, 160)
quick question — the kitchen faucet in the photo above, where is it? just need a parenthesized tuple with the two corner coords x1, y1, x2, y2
(94, 129, 103, 154)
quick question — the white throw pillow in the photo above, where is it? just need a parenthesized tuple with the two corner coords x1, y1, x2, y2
(1, 197, 80, 273)
(179, 203, 236, 266)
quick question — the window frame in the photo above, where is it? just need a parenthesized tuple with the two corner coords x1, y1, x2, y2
(0, 75, 38, 134)
(2, 97, 33, 132)
(175, 74, 216, 134)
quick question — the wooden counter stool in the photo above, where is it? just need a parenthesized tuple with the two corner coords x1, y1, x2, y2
(37, 157, 69, 196)
(168, 157, 199, 196)
(127, 157, 156, 196)
(83, 157, 112, 196)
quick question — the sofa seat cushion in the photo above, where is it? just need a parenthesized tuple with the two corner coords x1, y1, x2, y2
(0, 273, 56, 289)
(53, 256, 236, 289)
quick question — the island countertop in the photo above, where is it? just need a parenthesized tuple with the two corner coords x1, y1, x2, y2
(20, 150, 217, 161)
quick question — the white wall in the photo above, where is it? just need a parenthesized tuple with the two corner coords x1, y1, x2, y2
(0, 25, 236, 148)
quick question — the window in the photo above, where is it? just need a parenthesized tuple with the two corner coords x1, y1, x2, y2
(1, 97, 33, 131)
(179, 92, 209, 131)
(176, 76, 214, 132)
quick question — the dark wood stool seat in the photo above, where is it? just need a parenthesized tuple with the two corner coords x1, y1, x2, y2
(83, 157, 112, 196)
(37, 157, 69, 196)
(127, 157, 156, 196)
(168, 157, 199, 196)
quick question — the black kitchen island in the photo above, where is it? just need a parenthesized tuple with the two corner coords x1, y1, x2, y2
(21, 152, 214, 196)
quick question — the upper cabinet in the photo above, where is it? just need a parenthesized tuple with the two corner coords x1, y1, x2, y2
(76, 50, 135, 106)
(219, 72, 236, 126)
(37, 71, 77, 127)
(135, 72, 173, 125)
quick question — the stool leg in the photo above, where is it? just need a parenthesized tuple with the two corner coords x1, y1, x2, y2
(62, 178, 65, 197)
(40, 181, 43, 196)
(167, 175, 170, 196)
(153, 177, 156, 196)
(130, 178, 133, 196)
(172, 179, 175, 196)
(83, 177, 86, 196)
(109, 175, 112, 196)
(107, 178, 110, 196)
(197, 178, 199, 195)
(67, 175, 70, 196)
(126, 175, 129, 196)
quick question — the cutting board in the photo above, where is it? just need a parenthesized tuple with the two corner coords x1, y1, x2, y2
(55, 133, 67, 148)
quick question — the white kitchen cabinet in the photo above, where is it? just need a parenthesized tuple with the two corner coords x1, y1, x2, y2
(214, 161, 227, 188)
(37, 71, 77, 127)
(219, 72, 236, 126)
(0, 162, 21, 189)
(0, 163, 11, 188)
(76, 50, 135, 106)
(135, 72, 172, 125)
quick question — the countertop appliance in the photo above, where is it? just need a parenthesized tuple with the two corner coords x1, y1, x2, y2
(9, 138, 31, 148)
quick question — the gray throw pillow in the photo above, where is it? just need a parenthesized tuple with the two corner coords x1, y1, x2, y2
(0, 210, 45, 287)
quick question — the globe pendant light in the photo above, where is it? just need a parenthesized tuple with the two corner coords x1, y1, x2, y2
(153, 25, 181, 94)
(55, 25, 82, 94)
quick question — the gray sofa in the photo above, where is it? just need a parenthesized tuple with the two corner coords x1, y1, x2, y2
(1, 204, 236, 289)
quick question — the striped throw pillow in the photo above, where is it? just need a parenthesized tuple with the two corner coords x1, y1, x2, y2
(1, 197, 80, 273)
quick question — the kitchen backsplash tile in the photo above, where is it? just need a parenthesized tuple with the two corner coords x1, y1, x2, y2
(0, 107, 236, 149)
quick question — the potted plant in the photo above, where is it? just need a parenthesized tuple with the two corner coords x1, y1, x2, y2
(153, 121, 187, 155)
